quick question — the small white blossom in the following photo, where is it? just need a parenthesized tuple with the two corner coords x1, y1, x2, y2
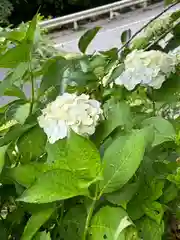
(38, 93, 102, 144)
(115, 50, 176, 91)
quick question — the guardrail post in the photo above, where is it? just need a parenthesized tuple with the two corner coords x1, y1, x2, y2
(110, 10, 114, 20)
(73, 21, 78, 30)
(143, 0, 148, 9)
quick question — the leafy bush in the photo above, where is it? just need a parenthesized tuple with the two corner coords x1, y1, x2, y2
(0, 0, 13, 26)
(0, 0, 179, 239)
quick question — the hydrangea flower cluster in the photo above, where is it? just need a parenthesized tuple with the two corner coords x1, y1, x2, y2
(145, 14, 172, 39)
(169, 46, 180, 65)
(115, 50, 176, 91)
(38, 93, 102, 144)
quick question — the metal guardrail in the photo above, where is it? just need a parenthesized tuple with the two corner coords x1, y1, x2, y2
(39, 0, 148, 30)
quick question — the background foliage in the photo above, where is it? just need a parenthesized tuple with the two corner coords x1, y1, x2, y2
(0, 0, 163, 27)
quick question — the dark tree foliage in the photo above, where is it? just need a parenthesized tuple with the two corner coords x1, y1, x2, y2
(2, 0, 162, 27)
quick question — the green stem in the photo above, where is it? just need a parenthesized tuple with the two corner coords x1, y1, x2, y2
(83, 186, 98, 240)
(152, 101, 156, 116)
(29, 62, 35, 115)
(118, 1, 179, 52)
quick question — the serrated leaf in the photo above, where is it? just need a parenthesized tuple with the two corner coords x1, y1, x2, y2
(136, 217, 164, 240)
(142, 201, 164, 224)
(152, 74, 180, 102)
(106, 182, 139, 208)
(0, 30, 26, 42)
(78, 27, 101, 53)
(6, 163, 45, 187)
(95, 102, 132, 145)
(0, 62, 28, 96)
(142, 117, 176, 147)
(88, 206, 128, 239)
(17, 126, 47, 163)
(121, 29, 131, 45)
(21, 205, 54, 240)
(60, 205, 86, 240)
(4, 84, 26, 99)
(114, 216, 133, 240)
(25, 14, 38, 44)
(46, 130, 102, 180)
(99, 127, 154, 194)
(14, 103, 30, 124)
(161, 183, 178, 203)
(0, 145, 8, 174)
(0, 123, 35, 147)
(0, 42, 31, 68)
(34, 231, 51, 240)
(17, 169, 90, 203)
(39, 57, 67, 94)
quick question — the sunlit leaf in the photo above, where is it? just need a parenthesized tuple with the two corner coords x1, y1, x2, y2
(0, 145, 8, 174)
(17, 169, 90, 203)
(89, 206, 129, 239)
(142, 117, 176, 147)
(99, 127, 154, 193)
(21, 205, 54, 240)
(0, 42, 31, 68)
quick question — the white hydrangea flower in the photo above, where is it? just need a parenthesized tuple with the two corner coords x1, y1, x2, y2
(38, 93, 102, 144)
(115, 50, 176, 91)
(169, 46, 180, 65)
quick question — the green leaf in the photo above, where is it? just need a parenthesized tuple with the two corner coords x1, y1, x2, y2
(39, 57, 67, 94)
(21, 205, 54, 240)
(152, 74, 180, 102)
(0, 221, 8, 240)
(142, 201, 164, 225)
(88, 206, 128, 239)
(34, 231, 51, 240)
(17, 126, 47, 163)
(0, 42, 31, 68)
(136, 217, 164, 240)
(95, 102, 132, 144)
(14, 103, 30, 124)
(25, 14, 38, 44)
(0, 62, 28, 96)
(78, 27, 101, 53)
(161, 183, 178, 203)
(121, 29, 131, 44)
(99, 48, 118, 60)
(60, 205, 86, 240)
(0, 145, 8, 174)
(99, 127, 154, 194)
(17, 169, 90, 203)
(167, 168, 180, 187)
(106, 182, 139, 208)
(0, 123, 35, 147)
(6, 163, 45, 187)
(4, 84, 26, 99)
(0, 30, 26, 42)
(142, 117, 176, 147)
(46, 131, 102, 180)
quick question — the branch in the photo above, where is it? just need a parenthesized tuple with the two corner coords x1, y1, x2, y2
(119, 0, 180, 52)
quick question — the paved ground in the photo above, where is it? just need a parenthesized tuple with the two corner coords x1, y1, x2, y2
(52, 1, 180, 53)
(0, 1, 179, 105)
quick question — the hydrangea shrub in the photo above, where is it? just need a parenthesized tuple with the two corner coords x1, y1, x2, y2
(0, 1, 179, 239)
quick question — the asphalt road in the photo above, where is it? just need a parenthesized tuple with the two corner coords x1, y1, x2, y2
(0, 1, 179, 105)
(52, 2, 180, 53)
